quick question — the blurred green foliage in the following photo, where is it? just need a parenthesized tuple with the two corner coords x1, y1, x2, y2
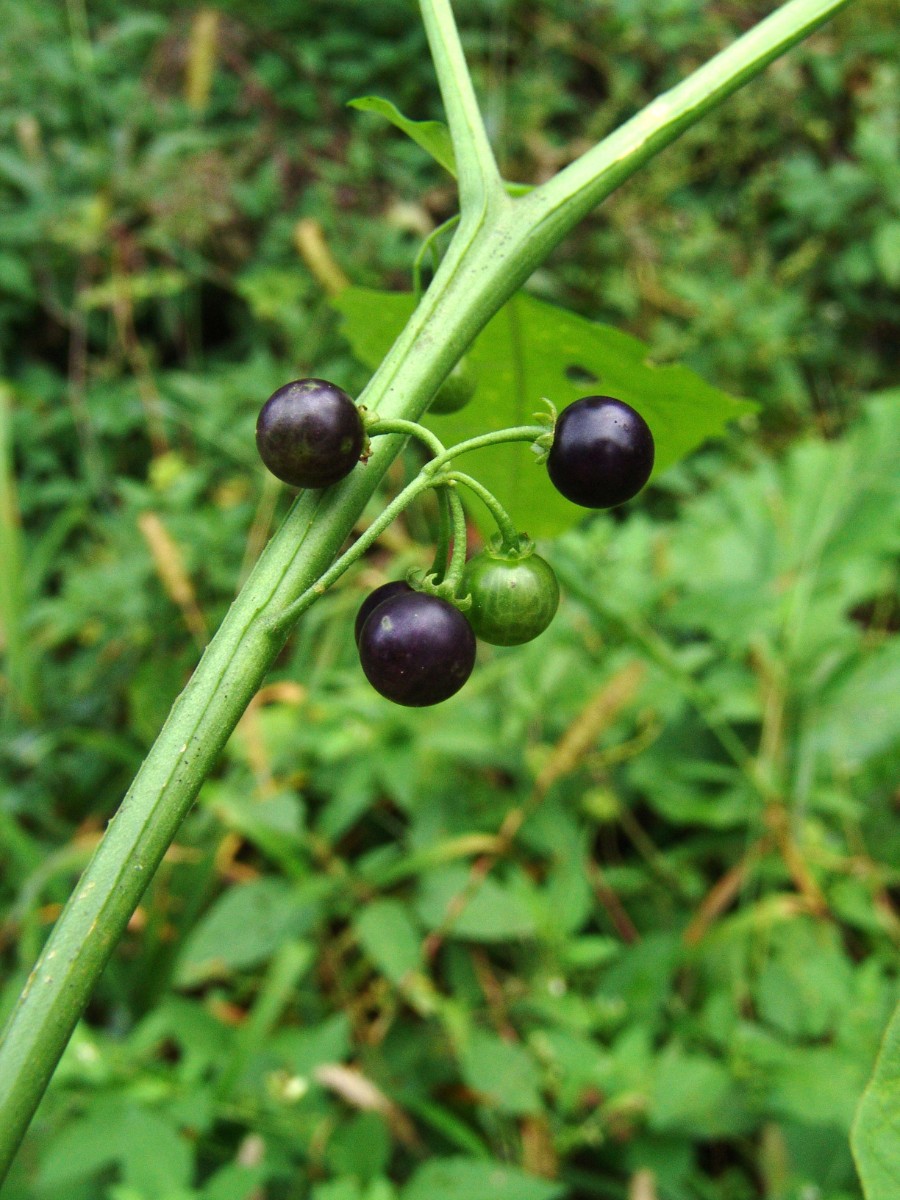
(853, 999, 900, 1196)
(0, 1, 898, 1199)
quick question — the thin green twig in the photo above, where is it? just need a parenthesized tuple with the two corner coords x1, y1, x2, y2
(446, 471, 520, 549)
(422, 424, 548, 476)
(413, 214, 461, 300)
(366, 418, 446, 460)
(442, 481, 470, 597)
(428, 483, 453, 583)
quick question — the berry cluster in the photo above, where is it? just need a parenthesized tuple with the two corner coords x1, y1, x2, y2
(355, 541, 559, 706)
(256, 377, 655, 707)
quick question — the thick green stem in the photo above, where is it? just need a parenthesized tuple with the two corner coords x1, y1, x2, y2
(520, 0, 853, 244)
(0, 0, 853, 1177)
(419, 0, 503, 213)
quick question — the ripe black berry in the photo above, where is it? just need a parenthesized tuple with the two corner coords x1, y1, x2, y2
(256, 378, 365, 489)
(354, 580, 414, 645)
(547, 396, 654, 508)
(358, 591, 476, 707)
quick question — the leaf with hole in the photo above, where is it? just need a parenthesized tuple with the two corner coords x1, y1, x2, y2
(332, 288, 755, 536)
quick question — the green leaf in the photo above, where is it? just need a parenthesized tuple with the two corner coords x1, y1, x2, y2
(331, 288, 754, 537)
(650, 1046, 753, 1138)
(37, 1095, 123, 1187)
(275, 1012, 352, 1076)
(312, 1182, 398, 1200)
(416, 866, 536, 942)
(459, 1029, 543, 1115)
(535, 1028, 611, 1110)
(175, 878, 323, 986)
(330, 288, 413, 371)
(131, 997, 234, 1077)
(348, 97, 456, 176)
(206, 785, 306, 865)
(600, 932, 681, 1028)
(736, 1025, 872, 1130)
(202, 1161, 269, 1200)
(770, 1046, 868, 1128)
(38, 1099, 193, 1194)
(313, 1182, 363, 1200)
(326, 1112, 391, 1183)
(402, 1158, 564, 1200)
(853, 1000, 900, 1200)
(753, 919, 853, 1040)
(811, 639, 900, 774)
(354, 899, 422, 985)
(118, 1107, 194, 1196)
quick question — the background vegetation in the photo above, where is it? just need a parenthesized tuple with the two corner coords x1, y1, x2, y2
(1, 1, 898, 1198)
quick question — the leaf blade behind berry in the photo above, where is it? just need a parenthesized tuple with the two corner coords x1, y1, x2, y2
(332, 287, 756, 537)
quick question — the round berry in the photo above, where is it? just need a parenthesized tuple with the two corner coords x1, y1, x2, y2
(358, 591, 476, 707)
(429, 358, 478, 415)
(354, 580, 414, 646)
(547, 396, 654, 508)
(256, 378, 365, 489)
(463, 548, 559, 646)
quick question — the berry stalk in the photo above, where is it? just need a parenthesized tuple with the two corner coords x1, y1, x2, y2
(445, 471, 520, 551)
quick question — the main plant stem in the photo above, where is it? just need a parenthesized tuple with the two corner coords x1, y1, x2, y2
(0, 0, 852, 1177)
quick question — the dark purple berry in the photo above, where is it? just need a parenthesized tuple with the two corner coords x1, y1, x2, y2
(256, 378, 365, 489)
(547, 395, 654, 508)
(354, 580, 415, 645)
(358, 592, 476, 707)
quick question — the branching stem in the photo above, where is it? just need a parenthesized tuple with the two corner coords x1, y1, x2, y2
(422, 425, 548, 475)
(446, 471, 520, 550)
(275, 423, 546, 628)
